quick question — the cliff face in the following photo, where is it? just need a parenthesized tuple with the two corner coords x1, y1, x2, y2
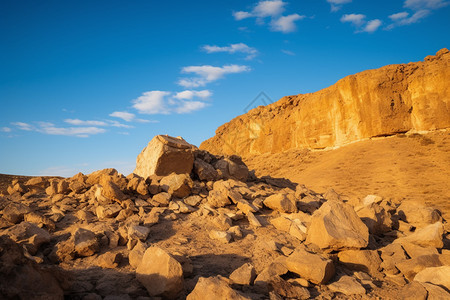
(200, 48, 450, 157)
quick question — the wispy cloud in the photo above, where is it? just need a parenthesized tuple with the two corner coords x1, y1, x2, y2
(404, 0, 449, 10)
(178, 65, 250, 88)
(202, 43, 258, 60)
(1, 127, 12, 132)
(233, 1, 305, 33)
(11, 122, 35, 131)
(341, 14, 382, 33)
(64, 119, 108, 126)
(109, 111, 135, 122)
(281, 49, 295, 56)
(132, 90, 212, 115)
(327, 0, 352, 12)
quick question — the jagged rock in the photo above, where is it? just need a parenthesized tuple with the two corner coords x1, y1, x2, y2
(328, 276, 366, 295)
(212, 214, 233, 231)
(74, 228, 99, 257)
(209, 230, 232, 243)
(362, 195, 383, 206)
(207, 189, 231, 208)
(395, 254, 443, 281)
(134, 135, 196, 178)
(2, 221, 51, 255)
(200, 49, 450, 156)
(268, 276, 310, 299)
(25, 176, 48, 188)
(96, 204, 122, 219)
(263, 193, 297, 213)
(184, 195, 203, 207)
(285, 248, 335, 284)
(129, 241, 147, 269)
(57, 179, 70, 194)
(187, 276, 251, 300)
(160, 173, 193, 198)
(97, 252, 122, 268)
(400, 282, 428, 300)
(100, 178, 126, 203)
(394, 222, 444, 248)
(270, 216, 292, 232)
(194, 159, 219, 181)
(338, 249, 382, 277)
(229, 263, 256, 285)
(152, 192, 171, 206)
(136, 246, 184, 299)
(379, 243, 408, 275)
(0, 236, 64, 299)
(2, 202, 31, 224)
(128, 225, 150, 241)
(246, 211, 262, 227)
(24, 211, 55, 231)
(414, 266, 450, 291)
(86, 168, 118, 186)
(254, 259, 289, 287)
(397, 201, 442, 228)
(356, 202, 393, 234)
(306, 200, 369, 250)
(7, 182, 28, 195)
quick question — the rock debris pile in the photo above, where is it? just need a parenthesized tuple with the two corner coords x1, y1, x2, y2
(1, 135, 449, 299)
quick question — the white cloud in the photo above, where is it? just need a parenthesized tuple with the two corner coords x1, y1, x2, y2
(404, 0, 449, 10)
(132, 90, 211, 115)
(363, 19, 382, 32)
(1, 127, 11, 132)
(178, 65, 250, 88)
(253, 0, 286, 17)
(341, 14, 366, 26)
(327, 0, 352, 12)
(109, 111, 135, 122)
(233, 1, 305, 34)
(202, 43, 258, 60)
(389, 12, 410, 20)
(233, 11, 253, 20)
(270, 13, 305, 33)
(174, 101, 209, 114)
(132, 91, 171, 114)
(173, 90, 212, 100)
(64, 119, 108, 126)
(11, 122, 35, 131)
(108, 121, 134, 129)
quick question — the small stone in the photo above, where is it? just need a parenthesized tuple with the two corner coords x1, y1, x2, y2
(338, 249, 382, 277)
(212, 214, 233, 231)
(160, 173, 193, 198)
(129, 241, 147, 269)
(246, 211, 262, 227)
(97, 252, 122, 268)
(229, 263, 256, 285)
(2, 202, 31, 224)
(187, 276, 251, 300)
(96, 204, 122, 219)
(209, 230, 232, 243)
(128, 225, 150, 241)
(328, 276, 366, 295)
(152, 192, 171, 206)
(264, 193, 297, 213)
(184, 195, 203, 207)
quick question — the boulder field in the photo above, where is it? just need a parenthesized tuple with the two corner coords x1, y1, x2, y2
(200, 48, 450, 157)
(0, 135, 449, 299)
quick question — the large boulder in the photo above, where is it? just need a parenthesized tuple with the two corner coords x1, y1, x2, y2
(136, 246, 184, 299)
(134, 135, 196, 178)
(305, 200, 369, 251)
(394, 222, 444, 248)
(414, 266, 450, 291)
(397, 201, 442, 228)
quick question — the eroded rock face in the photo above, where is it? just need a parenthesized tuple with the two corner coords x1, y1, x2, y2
(134, 135, 196, 178)
(200, 48, 450, 156)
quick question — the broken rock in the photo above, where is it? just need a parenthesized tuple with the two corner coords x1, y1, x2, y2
(187, 276, 250, 300)
(136, 246, 184, 299)
(285, 248, 335, 284)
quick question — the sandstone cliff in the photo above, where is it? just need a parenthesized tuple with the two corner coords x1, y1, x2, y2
(200, 48, 450, 156)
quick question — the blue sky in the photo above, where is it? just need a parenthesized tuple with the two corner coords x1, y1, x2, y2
(1, 0, 449, 176)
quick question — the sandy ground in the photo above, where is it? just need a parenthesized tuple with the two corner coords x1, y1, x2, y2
(244, 130, 450, 221)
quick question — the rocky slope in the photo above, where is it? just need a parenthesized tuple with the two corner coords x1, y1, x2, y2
(200, 48, 450, 156)
(1, 135, 449, 299)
